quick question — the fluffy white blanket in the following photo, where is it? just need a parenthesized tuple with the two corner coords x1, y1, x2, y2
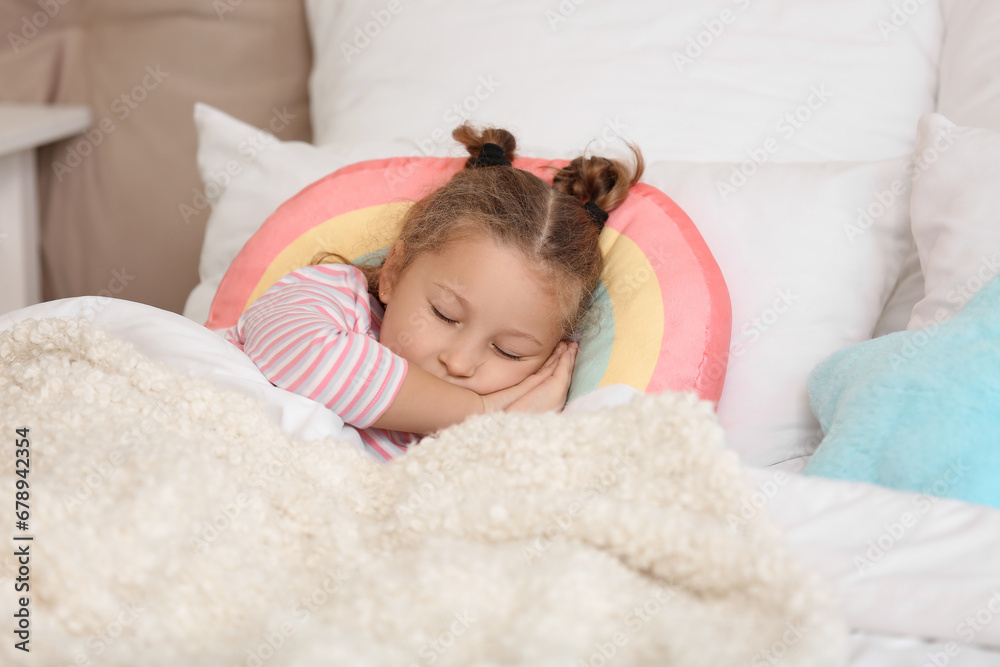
(0, 317, 845, 666)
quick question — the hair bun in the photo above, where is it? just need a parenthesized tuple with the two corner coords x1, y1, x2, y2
(453, 123, 517, 169)
(552, 147, 644, 215)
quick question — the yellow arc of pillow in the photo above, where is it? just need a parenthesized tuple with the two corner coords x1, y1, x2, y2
(247, 203, 413, 309)
(596, 228, 664, 390)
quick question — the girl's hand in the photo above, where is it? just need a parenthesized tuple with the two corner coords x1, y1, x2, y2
(480, 342, 579, 414)
(507, 341, 578, 413)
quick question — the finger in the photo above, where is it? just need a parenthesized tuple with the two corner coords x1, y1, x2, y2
(521, 367, 552, 390)
(535, 343, 565, 374)
(519, 351, 563, 389)
(550, 346, 578, 386)
(559, 342, 577, 366)
(529, 360, 558, 386)
(543, 341, 567, 366)
(492, 343, 568, 408)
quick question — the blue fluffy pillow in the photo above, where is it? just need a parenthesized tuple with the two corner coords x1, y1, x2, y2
(804, 275, 1000, 508)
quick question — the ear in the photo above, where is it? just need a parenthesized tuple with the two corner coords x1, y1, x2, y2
(379, 240, 406, 303)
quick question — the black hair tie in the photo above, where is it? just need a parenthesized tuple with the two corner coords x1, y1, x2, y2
(584, 201, 609, 231)
(472, 142, 512, 168)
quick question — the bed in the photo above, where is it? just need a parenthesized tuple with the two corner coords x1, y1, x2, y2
(2, 0, 1000, 665)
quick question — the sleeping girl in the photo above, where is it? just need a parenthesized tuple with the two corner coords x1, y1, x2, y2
(224, 124, 643, 461)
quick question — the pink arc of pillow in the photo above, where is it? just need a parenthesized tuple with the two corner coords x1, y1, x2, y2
(208, 156, 731, 404)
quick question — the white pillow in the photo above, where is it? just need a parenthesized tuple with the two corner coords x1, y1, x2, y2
(907, 113, 1000, 330)
(183, 103, 408, 324)
(871, 235, 924, 337)
(938, 0, 1000, 131)
(305, 0, 941, 163)
(643, 158, 911, 468)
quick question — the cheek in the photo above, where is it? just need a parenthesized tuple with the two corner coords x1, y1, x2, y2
(381, 307, 436, 360)
(378, 309, 408, 357)
(473, 360, 539, 395)
(509, 362, 538, 386)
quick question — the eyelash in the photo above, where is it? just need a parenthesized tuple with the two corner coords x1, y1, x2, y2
(431, 306, 523, 361)
(494, 347, 522, 361)
(431, 306, 458, 325)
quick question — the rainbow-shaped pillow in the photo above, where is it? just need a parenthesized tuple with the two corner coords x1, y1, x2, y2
(208, 156, 731, 404)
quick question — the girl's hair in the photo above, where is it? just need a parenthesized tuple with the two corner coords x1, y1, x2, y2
(316, 123, 644, 338)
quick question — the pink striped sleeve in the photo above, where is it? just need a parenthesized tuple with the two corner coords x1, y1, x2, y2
(232, 264, 407, 428)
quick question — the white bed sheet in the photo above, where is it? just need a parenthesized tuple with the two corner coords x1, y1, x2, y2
(850, 632, 1000, 667)
(752, 467, 1000, 651)
(4, 296, 1000, 660)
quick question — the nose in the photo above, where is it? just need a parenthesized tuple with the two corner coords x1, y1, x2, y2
(438, 339, 482, 379)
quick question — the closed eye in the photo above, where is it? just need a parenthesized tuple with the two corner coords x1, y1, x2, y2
(434, 306, 523, 360)
(431, 306, 458, 324)
(493, 345, 522, 361)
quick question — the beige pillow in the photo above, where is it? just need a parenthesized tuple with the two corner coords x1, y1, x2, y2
(0, 0, 312, 314)
(875, 0, 1000, 336)
(938, 0, 1000, 131)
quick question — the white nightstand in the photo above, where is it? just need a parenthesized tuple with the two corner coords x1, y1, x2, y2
(0, 104, 92, 315)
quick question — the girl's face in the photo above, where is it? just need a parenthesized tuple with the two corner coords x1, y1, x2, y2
(378, 233, 566, 396)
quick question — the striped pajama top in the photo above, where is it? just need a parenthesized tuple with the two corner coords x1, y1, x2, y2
(223, 263, 419, 461)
